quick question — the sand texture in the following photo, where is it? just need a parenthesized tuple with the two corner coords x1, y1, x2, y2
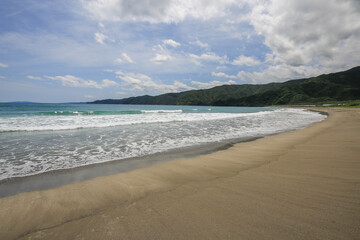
(0, 108, 359, 240)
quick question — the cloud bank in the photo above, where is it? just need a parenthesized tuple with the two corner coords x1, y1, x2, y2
(47, 75, 118, 89)
(115, 71, 194, 93)
(82, 0, 239, 23)
(248, 0, 360, 71)
(1, 0, 359, 102)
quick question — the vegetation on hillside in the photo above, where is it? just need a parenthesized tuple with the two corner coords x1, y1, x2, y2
(90, 66, 360, 107)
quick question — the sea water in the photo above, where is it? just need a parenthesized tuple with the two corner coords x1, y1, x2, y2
(0, 103, 326, 181)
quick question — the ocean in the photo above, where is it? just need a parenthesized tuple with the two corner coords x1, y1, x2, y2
(0, 103, 326, 183)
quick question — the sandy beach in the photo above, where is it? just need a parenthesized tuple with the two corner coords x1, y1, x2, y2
(0, 108, 359, 240)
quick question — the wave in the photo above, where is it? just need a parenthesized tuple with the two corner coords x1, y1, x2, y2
(0, 109, 186, 117)
(141, 110, 183, 113)
(0, 110, 144, 117)
(0, 108, 327, 182)
(0, 111, 249, 132)
(0, 109, 309, 133)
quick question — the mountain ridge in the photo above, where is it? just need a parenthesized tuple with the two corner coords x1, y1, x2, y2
(90, 66, 360, 106)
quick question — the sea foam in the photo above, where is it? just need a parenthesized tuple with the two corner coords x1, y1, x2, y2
(0, 107, 326, 181)
(0, 111, 269, 132)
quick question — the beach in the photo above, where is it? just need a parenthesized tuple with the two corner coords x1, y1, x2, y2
(0, 108, 359, 239)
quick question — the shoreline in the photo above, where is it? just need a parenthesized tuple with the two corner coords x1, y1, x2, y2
(0, 108, 323, 198)
(0, 136, 258, 198)
(0, 108, 359, 239)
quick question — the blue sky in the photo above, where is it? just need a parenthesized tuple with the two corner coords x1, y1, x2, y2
(0, 0, 359, 102)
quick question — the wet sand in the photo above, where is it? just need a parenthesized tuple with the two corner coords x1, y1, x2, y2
(0, 108, 359, 240)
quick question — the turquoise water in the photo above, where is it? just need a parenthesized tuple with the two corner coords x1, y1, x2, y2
(0, 103, 326, 180)
(0, 103, 268, 117)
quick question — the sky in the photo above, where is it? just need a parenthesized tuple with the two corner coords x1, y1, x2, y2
(0, 0, 359, 103)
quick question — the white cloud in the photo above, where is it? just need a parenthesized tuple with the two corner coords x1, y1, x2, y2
(151, 54, 172, 64)
(191, 79, 236, 89)
(101, 79, 119, 88)
(249, 0, 360, 69)
(163, 39, 181, 47)
(27, 75, 42, 80)
(193, 39, 210, 49)
(82, 0, 239, 23)
(98, 22, 105, 28)
(116, 71, 194, 93)
(189, 52, 228, 65)
(84, 95, 96, 99)
(46, 75, 118, 88)
(94, 32, 107, 45)
(232, 55, 261, 66)
(211, 72, 237, 79)
(216, 66, 228, 70)
(237, 64, 328, 84)
(115, 53, 134, 64)
(0, 62, 8, 68)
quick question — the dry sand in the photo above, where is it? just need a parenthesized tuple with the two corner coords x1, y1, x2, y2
(0, 108, 359, 240)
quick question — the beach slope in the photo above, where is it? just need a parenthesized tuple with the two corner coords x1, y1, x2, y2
(0, 108, 359, 239)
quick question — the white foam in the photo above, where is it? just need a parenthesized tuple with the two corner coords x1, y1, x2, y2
(0, 108, 327, 181)
(0, 111, 270, 132)
(141, 109, 183, 113)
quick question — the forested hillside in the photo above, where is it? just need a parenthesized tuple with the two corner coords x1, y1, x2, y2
(91, 66, 360, 106)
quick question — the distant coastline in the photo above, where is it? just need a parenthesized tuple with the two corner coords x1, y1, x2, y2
(3, 101, 86, 104)
(89, 66, 360, 107)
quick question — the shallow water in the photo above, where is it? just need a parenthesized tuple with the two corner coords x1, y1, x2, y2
(0, 103, 326, 181)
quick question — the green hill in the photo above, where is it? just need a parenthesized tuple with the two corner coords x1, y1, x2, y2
(91, 66, 360, 106)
